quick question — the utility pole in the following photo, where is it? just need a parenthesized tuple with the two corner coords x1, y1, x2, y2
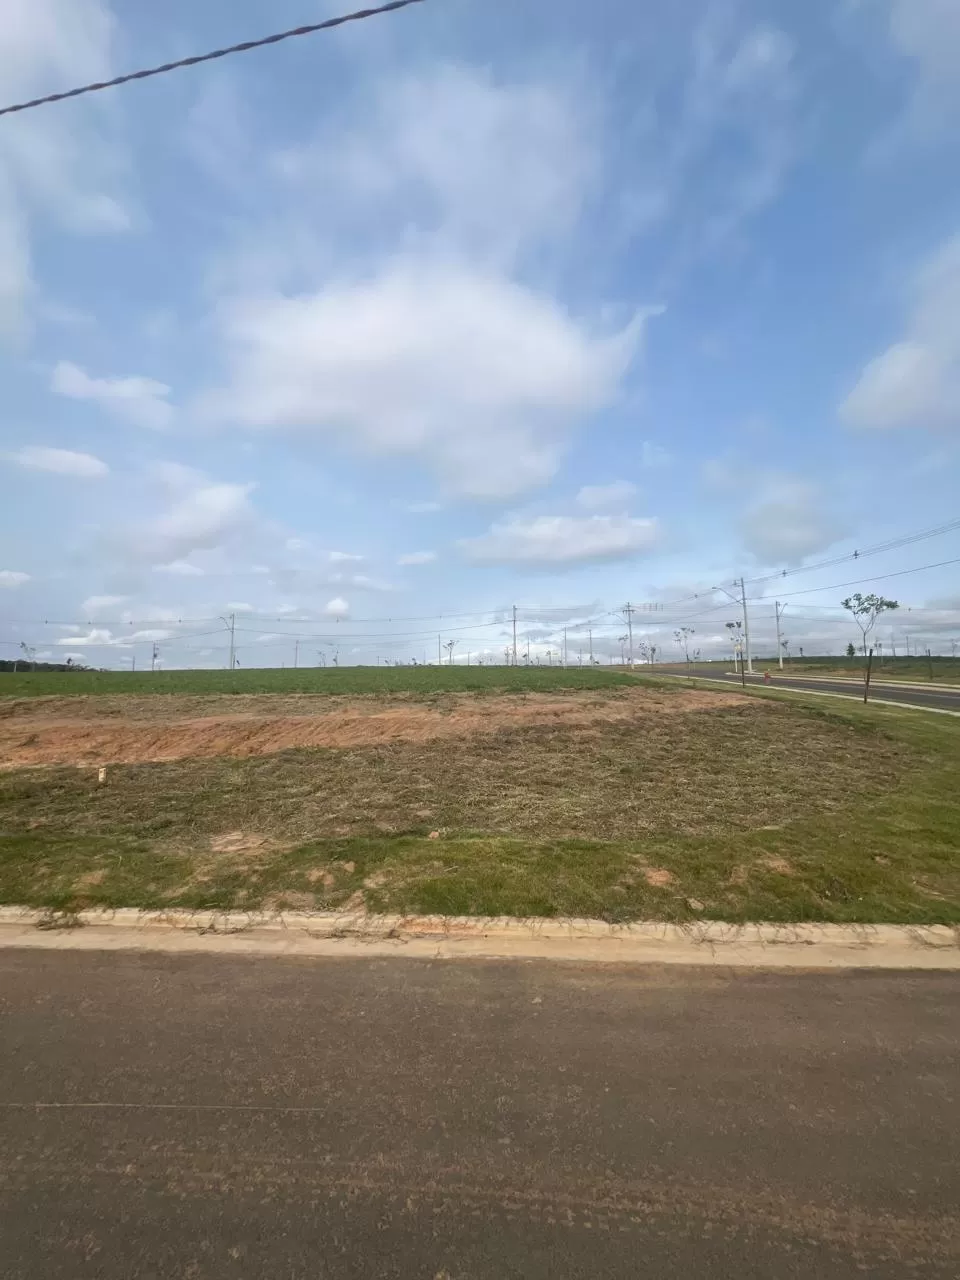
(220, 613, 236, 670)
(562, 628, 568, 668)
(740, 577, 753, 674)
(775, 601, 785, 671)
(624, 602, 635, 667)
(512, 605, 518, 667)
(714, 581, 752, 675)
(438, 633, 442, 665)
(151, 642, 159, 673)
(588, 628, 594, 666)
(294, 639, 300, 669)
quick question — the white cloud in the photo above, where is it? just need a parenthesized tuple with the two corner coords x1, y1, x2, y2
(54, 628, 113, 646)
(150, 461, 203, 492)
(128, 629, 172, 643)
(125, 478, 256, 566)
(328, 550, 364, 563)
(840, 233, 960, 430)
(640, 441, 672, 468)
(739, 479, 844, 565)
(874, 0, 960, 146)
(325, 596, 349, 616)
(225, 601, 255, 614)
(154, 559, 206, 577)
(615, 15, 798, 258)
(398, 550, 437, 565)
(273, 63, 598, 267)
(328, 572, 394, 594)
(52, 361, 174, 429)
(460, 514, 660, 566)
(575, 481, 637, 511)
(55, 626, 173, 648)
(81, 594, 128, 615)
(0, 0, 130, 335)
(197, 60, 659, 500)
(887, 0, 960, 83)
(8, 445, 108, 477)
(0, 569, 31, 588)
(201, 262, 647, 499)
(0, 197, 30, 340)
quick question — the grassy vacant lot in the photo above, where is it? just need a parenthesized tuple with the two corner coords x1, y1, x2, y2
(1, 672, 957, 924)
(0, 665, 634, 698)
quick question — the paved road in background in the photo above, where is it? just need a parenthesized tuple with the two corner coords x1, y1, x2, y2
(674, 669, 960, 712)
(2, 952, 958, 1278)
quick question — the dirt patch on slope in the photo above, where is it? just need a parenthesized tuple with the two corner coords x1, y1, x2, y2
(0, 688, 748, 767)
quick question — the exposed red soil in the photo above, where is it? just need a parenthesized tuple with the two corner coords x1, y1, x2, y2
(0, 688, 749, 768)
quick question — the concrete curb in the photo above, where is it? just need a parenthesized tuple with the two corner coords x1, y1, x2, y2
(775, 676, 960, 693)
(1, 907, 958, 969)
(659, 673, 960, 717)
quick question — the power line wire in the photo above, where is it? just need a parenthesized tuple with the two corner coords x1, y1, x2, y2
(739, 517, 960, 590)
(647, 515, 960, 610)
(767, 557, 960, 601)
(0, 0, 428, 119)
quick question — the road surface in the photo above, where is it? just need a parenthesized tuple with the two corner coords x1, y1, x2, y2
(1, 952, 958, 1278)
(674, 669, 960, 712)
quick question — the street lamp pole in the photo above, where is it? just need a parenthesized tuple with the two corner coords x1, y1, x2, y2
(775, 601, 786, 671)
(715, 581, 753, 675)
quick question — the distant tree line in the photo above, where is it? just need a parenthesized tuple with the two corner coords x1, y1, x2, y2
(0, 658, 91, 673)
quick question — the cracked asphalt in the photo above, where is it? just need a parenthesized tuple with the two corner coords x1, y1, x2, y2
(1, 951, 958, 1278)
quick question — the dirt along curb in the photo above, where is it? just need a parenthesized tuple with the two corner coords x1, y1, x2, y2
(0, 906, 958, 969)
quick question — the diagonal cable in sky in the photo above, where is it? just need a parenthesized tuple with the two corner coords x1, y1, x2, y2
(0, 0, 429, 119)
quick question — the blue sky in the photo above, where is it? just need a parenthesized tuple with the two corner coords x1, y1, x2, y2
(1, 0, 958, 668)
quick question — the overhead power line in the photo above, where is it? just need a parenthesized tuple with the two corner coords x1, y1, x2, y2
(740, 517, 960, 590)
(647, 515, 960, 611)
(766, 556, 960, 600)
(0, 0, 428, 119)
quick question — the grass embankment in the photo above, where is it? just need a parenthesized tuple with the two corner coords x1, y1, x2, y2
(0, 681, 957, 924)
(658, 656, 960, 684)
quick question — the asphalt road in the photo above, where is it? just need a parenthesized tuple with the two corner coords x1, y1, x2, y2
(2, 952, 958, 1278)
(681, 669, 960, 711)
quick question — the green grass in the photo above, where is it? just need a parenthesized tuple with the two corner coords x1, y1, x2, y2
(659, 656, 960, 684)
(0, 664, 635, 698)
(1, 685, 958, 924)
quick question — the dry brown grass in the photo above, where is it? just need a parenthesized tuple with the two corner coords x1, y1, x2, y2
(1, 696, 906, 848)
(1, 684, 957, 925)
(0, 687, 740, 767)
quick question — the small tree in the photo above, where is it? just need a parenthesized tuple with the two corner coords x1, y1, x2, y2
(841, 593, 899, 657)
(674, 626, 694, 663)
(725, 620, 743, 667)
(845, 642, 856, 659)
